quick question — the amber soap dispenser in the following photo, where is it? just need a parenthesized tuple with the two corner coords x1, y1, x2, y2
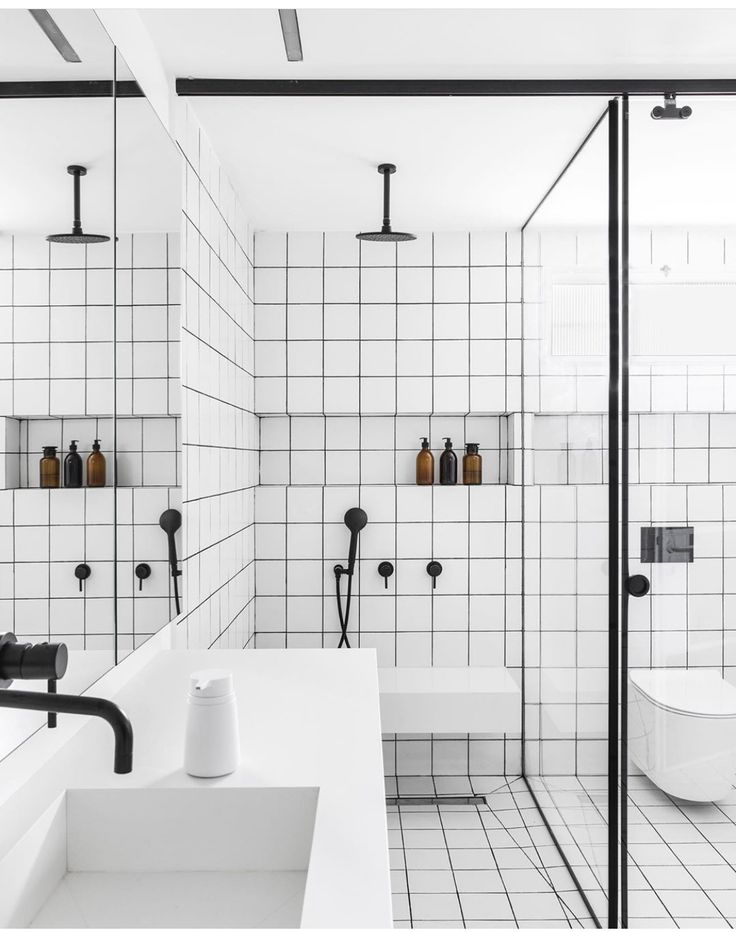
(40, 446, 60, 488)
(86, 439, 106, 488)
(463, 443, 482, 485)
(416, 437, 434, 485)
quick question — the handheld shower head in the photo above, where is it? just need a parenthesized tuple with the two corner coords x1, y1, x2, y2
(344, 507, 368, 576)
(159, 509, 182, 536)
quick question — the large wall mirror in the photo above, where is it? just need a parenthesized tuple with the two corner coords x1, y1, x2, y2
(0, 12, 181, 759)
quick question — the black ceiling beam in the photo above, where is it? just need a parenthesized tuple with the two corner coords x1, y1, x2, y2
(175, 77, 736, 97)
(0, 80, 144, 99)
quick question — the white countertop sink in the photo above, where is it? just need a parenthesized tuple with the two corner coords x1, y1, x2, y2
(0, 645, 391, 929)
(4, 786, 318, 928)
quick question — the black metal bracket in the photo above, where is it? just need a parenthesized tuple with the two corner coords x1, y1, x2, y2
(651, 91, 692, 120)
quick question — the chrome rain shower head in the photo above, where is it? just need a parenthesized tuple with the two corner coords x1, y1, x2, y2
(356, 163, 416, 243)
(47, 166, 110, 245)
(651, 92, 692, 121)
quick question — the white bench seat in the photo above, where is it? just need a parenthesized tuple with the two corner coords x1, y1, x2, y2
(378, 666, 520, 734)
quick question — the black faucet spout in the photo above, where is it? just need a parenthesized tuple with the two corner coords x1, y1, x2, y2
(0, 689, 133, 773)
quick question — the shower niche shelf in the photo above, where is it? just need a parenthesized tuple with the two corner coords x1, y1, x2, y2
(0, 415, 181, 490)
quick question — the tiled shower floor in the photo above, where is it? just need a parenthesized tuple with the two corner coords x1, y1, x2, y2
(388, 777, 594, 929)
(626, 775, 736, 928)
(389, 774, 736, 929)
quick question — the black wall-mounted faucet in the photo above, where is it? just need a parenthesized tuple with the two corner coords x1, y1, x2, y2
(0, 632, 133, 774)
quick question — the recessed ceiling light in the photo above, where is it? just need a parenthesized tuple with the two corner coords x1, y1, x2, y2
(28, 9, 81, 63)
(278, 9, 303, 63)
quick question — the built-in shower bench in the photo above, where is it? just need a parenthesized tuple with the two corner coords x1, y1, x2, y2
(378, 666, 520, 734)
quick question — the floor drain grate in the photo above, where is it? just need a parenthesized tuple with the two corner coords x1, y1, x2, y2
(386, 794, 487, 807)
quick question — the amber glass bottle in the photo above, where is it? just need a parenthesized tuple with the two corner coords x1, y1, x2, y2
(462, 443, 482, 485)
(40, 446, 60, 488)
(416, 437, 434, 485)
(86, 439, 106, 488)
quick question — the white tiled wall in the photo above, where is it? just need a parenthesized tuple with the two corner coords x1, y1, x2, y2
(0, 486, 181, 654)
(253, 230, 523, 778)
(254, 231, 521, 417)
(0, 233, 180, 419)
(0, 231, 182, 660)
(176, 100, 258, 649)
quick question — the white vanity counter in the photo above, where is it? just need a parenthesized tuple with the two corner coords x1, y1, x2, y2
(0, 644, 392, 929)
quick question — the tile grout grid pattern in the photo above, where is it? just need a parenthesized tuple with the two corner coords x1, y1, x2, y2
(0, 233, 180, 419)
(389, 777, 593, 929)
(528, 773, 736, 929)
(176, 99, 258, 650)
(0, 485, 181, 653)
(254, 230, 522, 418)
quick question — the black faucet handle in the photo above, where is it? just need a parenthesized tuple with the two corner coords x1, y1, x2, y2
(427, 560, 443, 590)
(135, 563, 152, 591)
(0, 632, 68, 687)
(378, 561, 394, 590)
(75, 563, 91, 592)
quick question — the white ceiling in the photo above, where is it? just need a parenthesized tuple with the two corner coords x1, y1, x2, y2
(0, 10, 122, 81)
(189, 95, 608, 230)
(0, 98, 180, 236)
(139, 9, 736, 231)
(142, 9, 736, 80)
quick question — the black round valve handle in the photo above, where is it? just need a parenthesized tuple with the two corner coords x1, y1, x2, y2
(626, 574, 650, 598)
(135, 563, 152, 591)
(378, 561, 394, 589)
(74, 564, 91, 592)
(427, 560, 443, 589)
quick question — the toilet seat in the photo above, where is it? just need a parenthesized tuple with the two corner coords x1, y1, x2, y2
(630, 668, 736, 719)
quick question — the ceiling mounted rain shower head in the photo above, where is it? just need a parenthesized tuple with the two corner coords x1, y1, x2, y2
(356, 163, 416, 243)
(47, 166, 110, 245)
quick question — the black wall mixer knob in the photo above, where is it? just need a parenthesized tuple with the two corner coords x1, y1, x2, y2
(377, 561, 394, 590)
(426, 560, 443, 589)
(74, 563, 91, 592)
(135, 563, 152, 591)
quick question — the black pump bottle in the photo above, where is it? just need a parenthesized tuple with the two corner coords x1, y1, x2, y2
(63, 440, 83, 488)
(439, 437, 458, 485)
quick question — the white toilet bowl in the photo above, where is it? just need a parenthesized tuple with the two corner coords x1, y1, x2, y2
(629, 668, 736, 803)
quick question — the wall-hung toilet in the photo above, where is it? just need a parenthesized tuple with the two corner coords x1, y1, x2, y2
(629, 668, 736, 803)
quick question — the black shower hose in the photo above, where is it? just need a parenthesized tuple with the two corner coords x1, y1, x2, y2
(335, 568, 353, 649)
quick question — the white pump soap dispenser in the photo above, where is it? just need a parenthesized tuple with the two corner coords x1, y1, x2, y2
(184, 669, 240, 777)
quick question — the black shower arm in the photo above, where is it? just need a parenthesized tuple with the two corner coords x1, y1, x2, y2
(71, 167, 83, 235)
(382, 169, 391, 231)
